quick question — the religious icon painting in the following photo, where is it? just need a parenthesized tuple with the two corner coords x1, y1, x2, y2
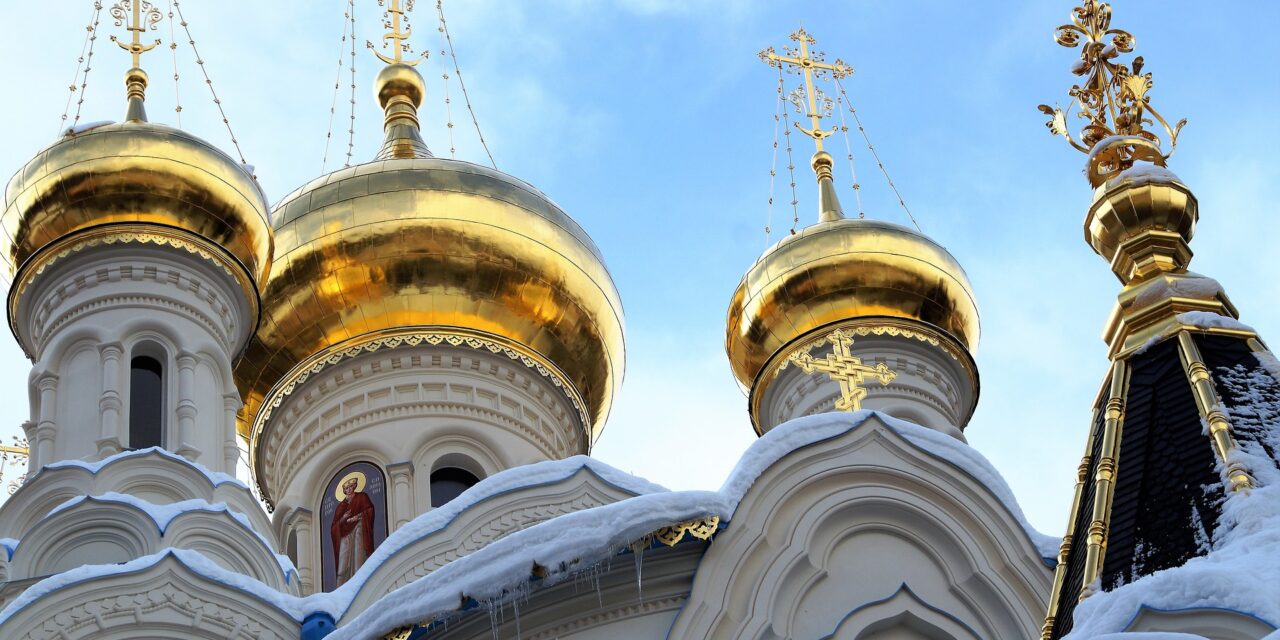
(320, 461, 388, 591)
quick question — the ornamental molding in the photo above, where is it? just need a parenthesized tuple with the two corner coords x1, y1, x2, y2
(8, 225, 258, 358)
(524, 596, 686, 640)
(37, 291, 231, 357)
(251, 328, 591, 505)
(265, 398, 575, 499)
(0, 553, 297, 639)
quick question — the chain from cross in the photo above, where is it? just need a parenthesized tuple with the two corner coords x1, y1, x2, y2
(368, 0, 426, 66)
(109, 0, 161, 69)
(759, 28, 853, 153)
(789, 329, 895, 411)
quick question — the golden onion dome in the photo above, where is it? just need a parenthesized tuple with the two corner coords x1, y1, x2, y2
(234, 64, 625, 452)
(726, 216, 980, 391)
(1, 84, 272, 355)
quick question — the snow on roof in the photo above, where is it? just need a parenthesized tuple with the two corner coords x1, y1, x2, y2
(1175, 311, 1255, 334)
(0, 538, 15, 561)
(0, 548, 307, 627)
(305, 454, 669, 617)
(38, 492, 294, 578)
(40, 446, 243, 488)
(0, 411, 1056, 638)
(325, 410, 1058, 638)
(1062, 354, 1280, 637)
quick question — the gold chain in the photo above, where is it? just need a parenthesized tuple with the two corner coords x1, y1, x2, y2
(834, 90, 865, 218)
(58, 2, 103, 136)
(834, 77, 919, 232)
(321, 0, 352, 171)
(776, 66, 800, 233)
(436, 0, 496, 169)
(171, 0, 248, 166)
(764, 69, 784, 246)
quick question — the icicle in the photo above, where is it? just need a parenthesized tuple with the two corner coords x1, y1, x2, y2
(629, 536, 650, 605)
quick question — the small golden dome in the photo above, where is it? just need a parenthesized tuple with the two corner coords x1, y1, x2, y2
(2, 121, 272, 351)
(234, 158, 626, 447)
(1085, 161, 1197, 284)
(726, 218, 979, 390)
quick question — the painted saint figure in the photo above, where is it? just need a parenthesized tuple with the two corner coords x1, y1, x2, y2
(330, 472, 375, 586)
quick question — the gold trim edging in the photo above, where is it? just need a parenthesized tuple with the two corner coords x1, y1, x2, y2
(249, 326, 591, 503)
(7, 224, 259, 359)
(1175, 331, 1255, 492)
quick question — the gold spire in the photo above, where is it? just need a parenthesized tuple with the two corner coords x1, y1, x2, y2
(109, 0, 162, 122)
(368, 0, 431, 159)
(1037, 0, 1186, 186)
(760, 28, 853, 223)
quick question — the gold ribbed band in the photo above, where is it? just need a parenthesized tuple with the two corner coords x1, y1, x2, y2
(7, 223, 260, 359)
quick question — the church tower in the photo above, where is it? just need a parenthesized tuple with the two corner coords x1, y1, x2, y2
(726, 29, 980, 440)
(1038, 2, 1280, 637)
(232, 0, 624, 594)
(1, 1, 271, 475)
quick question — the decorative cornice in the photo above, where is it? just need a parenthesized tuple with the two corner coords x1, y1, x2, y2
(8, 224, 258, 358)
(250, 327, 590, 506)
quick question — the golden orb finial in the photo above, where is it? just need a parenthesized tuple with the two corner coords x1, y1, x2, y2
(367, 0, 431, 159)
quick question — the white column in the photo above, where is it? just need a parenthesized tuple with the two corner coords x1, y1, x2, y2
(289, 509, 316, 594)
(223, 391, 241, 474)
(387, 461, 416, 531)
(96, 343, 124, 457)
(20, 421, 36, 475)
(174, 352, 201, 461)
(34, 374, 58, 467)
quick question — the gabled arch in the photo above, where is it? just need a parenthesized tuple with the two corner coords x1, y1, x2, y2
(0, 553, 298, 639)
(822, 584, 981, 639)
(670, 415, 1051, 640)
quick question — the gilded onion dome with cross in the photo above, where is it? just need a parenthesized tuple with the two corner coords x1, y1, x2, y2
(233, 0, 624, 503)
(726, 28, 980, 438)
(0, 0, 272, 357)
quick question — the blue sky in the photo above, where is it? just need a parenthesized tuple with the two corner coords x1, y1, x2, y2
(1, 1, 1278, 536)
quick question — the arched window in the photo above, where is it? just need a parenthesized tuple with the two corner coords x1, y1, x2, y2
(129, 355, 164, 449)
(430, 467, 480, 507)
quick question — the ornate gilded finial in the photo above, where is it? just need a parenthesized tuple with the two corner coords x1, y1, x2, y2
(787, 329, 896, 412)
(367, 0, 432, 159)
(109, 0, 162, 122)
(367, 0, 426, 66)
(761, 28, 854, 223)
(1037, 0, 1187, 186)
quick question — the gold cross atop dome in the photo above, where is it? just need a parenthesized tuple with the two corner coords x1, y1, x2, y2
(759, 28, 853, 153)
(368, 0, 426, 66)
(109, 0, 162, 122)
(110, 0, 161, 69)
(788, 329, 896, 412)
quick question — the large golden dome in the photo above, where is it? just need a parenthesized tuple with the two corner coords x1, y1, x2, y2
(1, 119, 272, 352)
(234, 65, 625, 453)
(726, 217, 980, 390)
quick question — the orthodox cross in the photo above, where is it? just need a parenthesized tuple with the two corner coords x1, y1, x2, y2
(789, 329, 896, 411)
(759, 28, 853, 153)
(110, 0, 161, 69)
(369, 0, 426, 66)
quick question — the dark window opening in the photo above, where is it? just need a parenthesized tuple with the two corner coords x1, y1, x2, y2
(129, 356, 164, 449)
(430, 467, 480, 507)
